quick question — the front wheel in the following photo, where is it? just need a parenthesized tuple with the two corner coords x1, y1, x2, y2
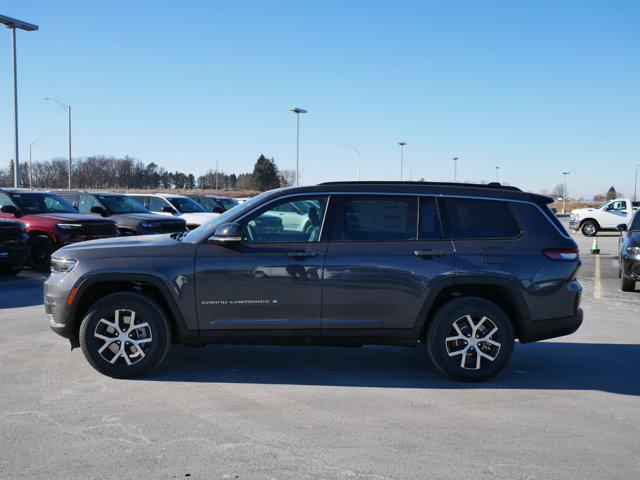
(426, 297, 515, 381)
(621, 276, 636, 292)
(79, 292, 171, 378)
(581, 221, 598, 237)
(29, 235, 56, 271)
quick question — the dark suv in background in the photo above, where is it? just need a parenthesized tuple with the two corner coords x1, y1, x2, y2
(44, 182, 582, 381)
(188, 194, 239, 213)
(0, 219, 29, 275)
(54, 191, 187, 235)
(0, 189, 118, 270)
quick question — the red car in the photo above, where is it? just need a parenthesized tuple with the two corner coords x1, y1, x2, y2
(0, 189, 119, 270)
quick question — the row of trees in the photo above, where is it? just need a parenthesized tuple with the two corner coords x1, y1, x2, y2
(0, 154, 294, 192)
(542, 184, 622, 202)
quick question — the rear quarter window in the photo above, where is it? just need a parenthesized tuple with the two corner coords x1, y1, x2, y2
(441, 198, 521, 239)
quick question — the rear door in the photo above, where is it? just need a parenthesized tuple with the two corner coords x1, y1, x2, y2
(321, 195, 456, 333)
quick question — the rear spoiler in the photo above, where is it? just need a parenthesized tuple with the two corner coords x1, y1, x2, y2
(530, 193, 554, 205)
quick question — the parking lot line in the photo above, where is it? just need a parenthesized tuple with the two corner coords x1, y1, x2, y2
(594, 255, 602, 299)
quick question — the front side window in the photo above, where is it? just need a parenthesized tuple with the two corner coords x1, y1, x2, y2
(0, 193, 15, 208)
(147, 196, 167, 212)
(167, 196, 207, 213)
(195, 196, 224, 212)
(77, 194, 101, 213)
(610, 201, 627, 211)
(338, 196, 417, 241)
(441, 198, 521, 239)
(11, 193, 77, 214)
(242, 196, 328, 243)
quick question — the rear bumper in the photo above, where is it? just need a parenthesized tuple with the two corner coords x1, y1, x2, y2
(519, 308, 583, 343)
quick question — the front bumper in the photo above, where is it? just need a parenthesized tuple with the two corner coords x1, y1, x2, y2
(520, 308, 583, 343)
(569, 219, 579, 230)
(0, 239, 29, 267)
(43, 271, 79, 341)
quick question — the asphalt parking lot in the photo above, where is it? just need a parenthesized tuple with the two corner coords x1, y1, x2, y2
(1, 219, 638, 479)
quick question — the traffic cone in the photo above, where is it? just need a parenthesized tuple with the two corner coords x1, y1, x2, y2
(591, 237, 600, 254)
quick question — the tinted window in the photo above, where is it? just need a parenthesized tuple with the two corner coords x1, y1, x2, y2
(167, 196, 207, 213)
(58, 193, 77, 205)
(442, 198, 521, 239)
(338, 196, 417, 241)
(610, 200, 627, 211)
(630, 211, 640, 231)
(77, 194, 101, 213)
(218, 198, 239, 210)
(97, 195, 149, 214)
(194, 196, 224, 212)
(147, 196, 168, 212)
(243, 196, 327, 243)
(11, 193, 77, 214)
(419, 197, 442, 239)
(0, 193, 15, 208)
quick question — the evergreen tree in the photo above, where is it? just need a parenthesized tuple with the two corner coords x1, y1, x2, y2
(606, 186, 617, 200)
(250, 155, 279, 191)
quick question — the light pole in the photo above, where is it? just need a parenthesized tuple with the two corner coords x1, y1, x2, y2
(45, 97, 72, 189)
(214, 157, 223, 192)
(562, 172, 570, 214)
(453, 157, 459, 182)
(343, 144, 361, 180)
(290, 107, 307, 186)
(495, 166, 500, 182)
(0, 15, 39, 188)
(398, 141, 407, 180)
(29, 138, 43, 189)
(634, 164, 640, 201)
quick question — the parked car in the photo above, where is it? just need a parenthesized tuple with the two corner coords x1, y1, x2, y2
(52, 191, 187, 235)
(187, 194, 239, 213)
(45, 181, 583, 381)
(617, 211, 640, 292)
(0, 219, 29, 275)
(0, 189, 118, 270)
(129, 193, 219, 229)
(570, 199, 640, 236)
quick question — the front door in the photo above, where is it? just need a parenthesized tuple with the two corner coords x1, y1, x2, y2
(194, 195, 329, 332)
(601, 200, 629, 228)
(321, 195, 456, 332)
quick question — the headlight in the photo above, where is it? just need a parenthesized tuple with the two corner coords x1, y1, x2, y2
(50, 258, 77, 273)
(56, 223, 83, 230)
(625, 246, 640, 255)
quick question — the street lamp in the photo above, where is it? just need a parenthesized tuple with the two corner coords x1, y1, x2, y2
(0, 15, 39, 188)
(29, 138, 43, 189)
(290, 107, 307, 186)
(562, 172, 570, 214)
(453, 157, 459, 182)
(343, 144, 361, 181)
(45, 97, 72, 189)
(634, 164, 640, 201)
(495, 165, 500, 182)
(398, 141, 407, 180)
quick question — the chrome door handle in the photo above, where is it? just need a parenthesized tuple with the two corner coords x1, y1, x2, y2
(414, 249, 445, 258)
(287, 251, 318, 259)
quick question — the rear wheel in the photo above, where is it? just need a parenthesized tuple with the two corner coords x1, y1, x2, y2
(79, 292, 171, 378)
(621, 276, 636, 292)
(29, 235, 56, 271)
(426, 297, 515, 381)
(581, 221, 598, 237)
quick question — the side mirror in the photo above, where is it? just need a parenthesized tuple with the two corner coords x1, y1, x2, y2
(162, 206, 176, 214)
(0, 205, 19, 216)
(210, 222, 243, 243)
(90, 206, 107, 216)
(617, 223, 627, 232)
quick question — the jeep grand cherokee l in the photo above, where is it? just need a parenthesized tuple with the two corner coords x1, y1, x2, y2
(44, 182, 583, 381)
(0, 219, 29, 275)
(53, 191, 187, 235)
(0, 189, 118, 270)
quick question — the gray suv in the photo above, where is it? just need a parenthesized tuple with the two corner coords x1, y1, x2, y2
(44, 182, 583, 381)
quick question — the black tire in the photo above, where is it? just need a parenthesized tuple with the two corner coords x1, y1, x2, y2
(621, 276, 636, 292)
(426, 297, 515, 381)
(581, 220, 598, 237)
(79, 292, 171, 378)
(29, 235, 56, 271)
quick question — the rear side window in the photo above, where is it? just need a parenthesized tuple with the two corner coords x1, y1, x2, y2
(338, 196, 417, 241)
(441, 198, 521, 239)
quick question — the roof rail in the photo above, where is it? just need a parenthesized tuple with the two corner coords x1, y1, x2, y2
(317, 181, 522, 192)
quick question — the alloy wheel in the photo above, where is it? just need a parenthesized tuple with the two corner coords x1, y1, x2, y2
(445, 314, 502, 370)
(93, 309, 152, 366)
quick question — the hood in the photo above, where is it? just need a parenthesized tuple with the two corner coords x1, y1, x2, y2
(180, 212, 220, 225)
(571, 207, 595, 216)
(22, 212, 116, 223)
(54, 232, 181, 256)
(109, 212, 185, 223)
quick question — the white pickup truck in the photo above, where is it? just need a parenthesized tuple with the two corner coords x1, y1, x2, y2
(570, 198, 640, 236)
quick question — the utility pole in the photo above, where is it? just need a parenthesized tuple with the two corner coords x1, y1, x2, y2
(634, 164, 640, 201)
(45, 97, 72, 189)
(398, 141, 407, 180)
(495, 165, 500, 182)
(562, 172, 570, 214)
(290, 107, 307, 186)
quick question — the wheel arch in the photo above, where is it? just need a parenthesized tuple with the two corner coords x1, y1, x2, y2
(579, 218, 600, 229)
(67, 273, 196, 348)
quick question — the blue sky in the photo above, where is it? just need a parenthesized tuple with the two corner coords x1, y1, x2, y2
(0, 0, 638, 197)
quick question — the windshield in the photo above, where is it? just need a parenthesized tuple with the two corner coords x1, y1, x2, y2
(97, 195, 149, 214)
(217, 197, 239, 210)
(182, 191, 273, 242)
(167, 196, 207, 213)
(196, 197, 224, 212)
(594, 201, 609, 209)
(11, 192, 76, 214)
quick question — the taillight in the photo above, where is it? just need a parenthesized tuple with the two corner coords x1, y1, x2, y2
(544, 249, 579, 261)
